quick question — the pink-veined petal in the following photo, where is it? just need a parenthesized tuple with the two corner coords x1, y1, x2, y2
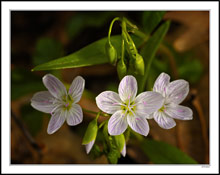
(85, 140, 95, 154)
(31, 91, 55, 113)
(153, 72, 170, 96)
(153, 111, 176, 129)
(47, 106, 66, 134)
(118, 75, 137, 103)
(135, 91, 164, 116)
(43, 74, 67, 99)
(166, 79, 189, 104)
(108, 110, 128, 135)
(68, 76, 85, 103)
(127, 113, 150, 136)
(121, 143, 126, 157)
(165, 104, 193, 120)
(66, 104, 83, 126)
(96, 91, 122, 114)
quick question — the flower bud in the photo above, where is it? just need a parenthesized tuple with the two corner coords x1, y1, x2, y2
(113, 134, 126, 157)
(82, 118, 98, 154)
(134, 53, 145, 75)
(105, 42, 118, 65)
(117, 59, 127, 80)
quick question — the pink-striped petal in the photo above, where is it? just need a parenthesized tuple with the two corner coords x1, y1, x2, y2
(96, 91, 122, 114)
(135, 91, 164, 116)
(47, 106, 66, 134)
(118, 75, 137, 103)
(165, 104, 193, 120)
(121, 143, 126, 157)
(85, 140, 95, 154)
(43, 74, 67, 99)
(127, 113, 149, 136)
(153, 72, 170, 96)
(31, 91, 55, 113)
(68, 76, 85, 103)
(66, 104, 83, 126)
(154, 111, 176, 129)
(108, 110, 128, 135)
(166, 79, 189, 104)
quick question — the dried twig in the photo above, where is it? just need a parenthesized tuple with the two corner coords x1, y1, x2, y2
(190, 90, 209, 163)
(11, 110, 43, 162)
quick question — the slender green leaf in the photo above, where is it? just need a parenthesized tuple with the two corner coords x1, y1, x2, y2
(137, 21, 170, 93)
(141, 139, 198, 164)
(32, 36, 122, 71)
(142, 11, 166, 35)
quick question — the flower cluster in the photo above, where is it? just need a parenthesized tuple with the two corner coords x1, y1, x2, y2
(31, 72, 193, 156)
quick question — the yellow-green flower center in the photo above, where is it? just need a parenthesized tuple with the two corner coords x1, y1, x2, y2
(121, 101, 136, 116)
(159, 105, 165, 112)
(63, 94, 74, 110)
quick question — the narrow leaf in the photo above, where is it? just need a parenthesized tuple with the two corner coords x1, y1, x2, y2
(142, 11, 166, 35)
(141, 139, 198, 164)
(32, 35, 122, 71)
(137, 21, 170, 93)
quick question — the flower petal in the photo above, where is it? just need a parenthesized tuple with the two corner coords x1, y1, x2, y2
(135, 91, 164, 116)
(66, 104, 83, 126)
(127, 113, 149, 136)
(154, 111, 176, 129)
(118, 75, 137, 103)
(108, 110, 128, 135)
(43, 74, 67, 99)
(47, 106, 66, 134)
(85, 140, 95, 154)
(68, 76, 85, 103)
(166, 79, 189, 104)
(165, 104, 193, 120)
(153, 72, 170, 96)
(31, 91, 56, 113)
(121, 143, 126, 157)
(96, 91, 122, 114)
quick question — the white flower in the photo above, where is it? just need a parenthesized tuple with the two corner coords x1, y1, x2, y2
(96, 75, 164, 136)
(31, 74, 85, 134)
(151, 72, 193, 129)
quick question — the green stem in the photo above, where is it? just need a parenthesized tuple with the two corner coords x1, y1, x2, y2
(82, 108, 110, 117)
(108, 17, 121, 42)
(121, 39, 125, 63)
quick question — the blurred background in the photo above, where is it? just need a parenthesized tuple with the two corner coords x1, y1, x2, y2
(11, 11, 209, 164)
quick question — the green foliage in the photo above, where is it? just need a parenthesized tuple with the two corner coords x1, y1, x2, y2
(66, 12, 117, 39)
(82, 118, 98, 145)
(102, 122, 121, 164)
(21, 104, 43, 136)
(33, 37, 64, 66)
(11, 68, 45, 100)
(142, 11, 166, 35)
(137, 20, 171, 93)
(178, 59, 203, 83)
(89, 144, 102, 159)
(32, 35, 122, 71)
(141, 139, 198, 164)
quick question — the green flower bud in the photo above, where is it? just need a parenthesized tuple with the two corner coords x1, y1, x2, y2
(105, 42, 118, 65)
(113, 134, 125, 153)
(117, 59, 127, 80)
(134, 53, 145, 75)
(82, 118, 98, 145)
